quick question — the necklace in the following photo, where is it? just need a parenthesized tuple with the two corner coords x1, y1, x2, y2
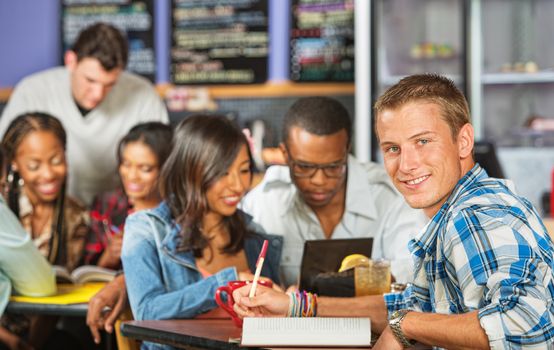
(31, 205, 54, 237)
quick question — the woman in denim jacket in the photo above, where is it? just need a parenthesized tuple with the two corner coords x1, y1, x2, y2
(121, 115, 282, 335)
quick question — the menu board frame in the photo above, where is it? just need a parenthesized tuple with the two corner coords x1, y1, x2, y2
(170, 0, 269, 85)
(61, 0, 156, 82)
(290, 0, 355, 82)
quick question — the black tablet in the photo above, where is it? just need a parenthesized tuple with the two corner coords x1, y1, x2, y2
(298, 238, 373, 293)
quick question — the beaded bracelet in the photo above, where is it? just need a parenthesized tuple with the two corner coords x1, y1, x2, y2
(286, 290, 318, 317)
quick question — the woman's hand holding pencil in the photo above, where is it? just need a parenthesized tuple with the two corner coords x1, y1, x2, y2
(232, 284, 290, 318)
(231, 239, 290, 318)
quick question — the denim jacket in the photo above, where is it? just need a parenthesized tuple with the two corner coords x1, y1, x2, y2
(122, 202, 282, 325)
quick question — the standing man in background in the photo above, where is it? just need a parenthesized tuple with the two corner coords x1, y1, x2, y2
(241, 97, 427, 286)
(0, 23, 169, 205)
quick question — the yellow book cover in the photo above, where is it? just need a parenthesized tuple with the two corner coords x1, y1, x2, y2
(10, 282, 105, 305)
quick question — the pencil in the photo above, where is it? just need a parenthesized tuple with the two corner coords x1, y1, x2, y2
(249, 239, 268, 298)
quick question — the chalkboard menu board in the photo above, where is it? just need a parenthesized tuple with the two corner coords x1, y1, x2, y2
(61, 0, 156, 82)
(290, 0, 355, 82)
(171, 0, 269, 85)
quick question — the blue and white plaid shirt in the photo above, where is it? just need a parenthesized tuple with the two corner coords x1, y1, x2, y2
(384, 164, 554, 349)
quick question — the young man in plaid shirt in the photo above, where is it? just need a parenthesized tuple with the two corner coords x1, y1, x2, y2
(233, 74, 554, 349)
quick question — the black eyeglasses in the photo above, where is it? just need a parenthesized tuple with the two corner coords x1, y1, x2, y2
(287, 155, 347, 178)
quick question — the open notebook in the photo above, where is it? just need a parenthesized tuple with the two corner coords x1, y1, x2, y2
(241, 317, 371, 347)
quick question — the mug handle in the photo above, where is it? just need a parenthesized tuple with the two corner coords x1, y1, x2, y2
(215, 286, 236, 317)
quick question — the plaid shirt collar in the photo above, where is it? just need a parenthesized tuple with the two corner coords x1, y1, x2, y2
(410, 163, 484, 257)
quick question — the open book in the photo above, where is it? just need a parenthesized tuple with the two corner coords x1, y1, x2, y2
(241, 317, 371, 347)
(54, 265, 117, 284)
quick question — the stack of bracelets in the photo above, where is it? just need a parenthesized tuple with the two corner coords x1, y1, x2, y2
(286, 290, 318, 317)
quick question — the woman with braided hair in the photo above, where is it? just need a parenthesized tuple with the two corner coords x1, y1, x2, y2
(1, 112, 88, 349)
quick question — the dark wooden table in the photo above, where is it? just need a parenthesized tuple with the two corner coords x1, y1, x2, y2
(120, 318, 438, 350)
(121, 319, 243, 349)
(121, 319, 375, 349)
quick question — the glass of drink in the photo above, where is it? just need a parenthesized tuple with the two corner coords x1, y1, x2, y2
(354, 259, 391, 295)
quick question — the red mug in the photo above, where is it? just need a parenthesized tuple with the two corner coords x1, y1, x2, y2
(215, 279, 272, 327)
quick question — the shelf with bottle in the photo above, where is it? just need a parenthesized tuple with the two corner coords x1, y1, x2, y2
(409, 42, 457, 61)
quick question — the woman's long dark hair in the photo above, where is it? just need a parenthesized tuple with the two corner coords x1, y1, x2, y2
(1, 112, 67, 265)
(159, 115, 254, 257)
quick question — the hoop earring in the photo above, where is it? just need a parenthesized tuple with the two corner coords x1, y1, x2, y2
(7, 169, 24, 188)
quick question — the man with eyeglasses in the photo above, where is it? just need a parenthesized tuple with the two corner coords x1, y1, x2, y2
(241, 96, 427, 287)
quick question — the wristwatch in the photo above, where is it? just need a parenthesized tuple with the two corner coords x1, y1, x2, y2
(389, 309, 415, 348)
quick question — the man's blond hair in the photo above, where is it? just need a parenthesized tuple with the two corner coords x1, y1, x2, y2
(374, 73, 470, 140)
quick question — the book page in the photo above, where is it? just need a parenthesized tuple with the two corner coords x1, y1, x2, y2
(71, 265, 117, 283)
(53, 265, 74, 283)
(53, 265, 117, 283)
(241, 317, 371, 347)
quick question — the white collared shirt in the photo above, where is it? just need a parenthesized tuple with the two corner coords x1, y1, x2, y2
(241, 155, 428, 286)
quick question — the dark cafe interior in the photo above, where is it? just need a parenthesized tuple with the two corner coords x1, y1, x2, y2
(1, 1, 554, 350)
